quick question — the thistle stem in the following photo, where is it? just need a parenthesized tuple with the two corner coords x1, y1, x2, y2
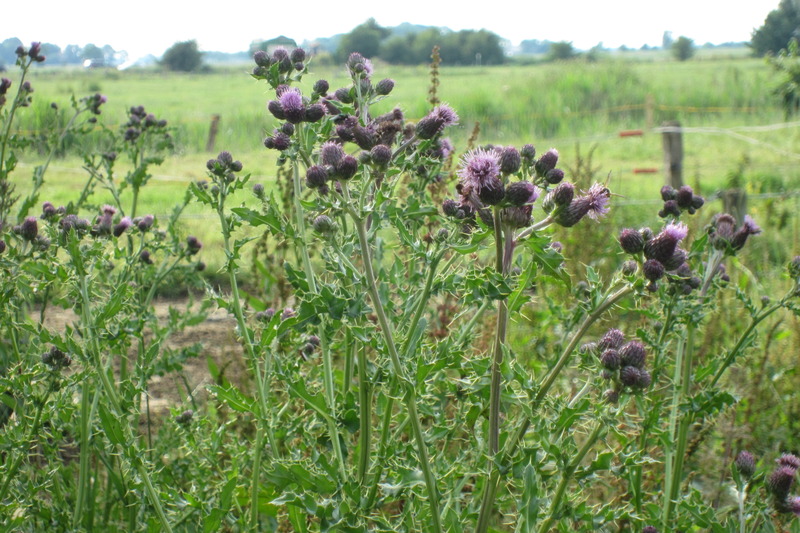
(537, 421, 605, 533)
(344, 192, 443, 533)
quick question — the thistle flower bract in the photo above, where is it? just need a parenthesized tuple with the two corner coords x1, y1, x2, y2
(767, 466, 796, 500)
(735, 451, 756, 479)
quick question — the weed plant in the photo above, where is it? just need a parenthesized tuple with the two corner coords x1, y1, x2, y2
(1, 42, 800, 532)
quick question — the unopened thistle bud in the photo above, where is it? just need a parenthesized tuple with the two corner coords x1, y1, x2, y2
(304, 104, 325, 123)
(186, 236, 202, 255)
(305, 165, 328, 189)
(599, 329, 625, 350)
(600, 349, 620, 370)
(545, 168, 565, 184)
(19, 217, 39, 241)
(767, 466, 796, 499)
(643, 259, 665, 282)
(313, 79, 329, 95)
(619, 341, 647, 368)
(375, 78, 395, 96)
(499, 146, 521, 174)
(735, 451, 756, 479)
(619, 228, 644, 254)
(370, 144, 392, 167)
(505, 181, 538, 206)
(312, 215, 337, 235)
(534, 148, 559, 177)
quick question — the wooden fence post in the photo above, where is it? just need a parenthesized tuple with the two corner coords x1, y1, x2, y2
(661, 120, 683, 189)
(206, 114, 221, 152)
(721, 189, 748, 222)
(646, 94, 654, 131)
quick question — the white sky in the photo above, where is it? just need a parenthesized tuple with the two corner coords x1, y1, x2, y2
(3, 0, 777, 60)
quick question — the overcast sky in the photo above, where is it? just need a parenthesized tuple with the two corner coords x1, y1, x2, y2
(3, 0, 776, 60)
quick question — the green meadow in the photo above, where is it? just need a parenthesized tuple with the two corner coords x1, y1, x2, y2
(11, 52, 800, 272)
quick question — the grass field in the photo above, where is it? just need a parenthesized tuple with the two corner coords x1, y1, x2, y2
(9, 53, 800, 272)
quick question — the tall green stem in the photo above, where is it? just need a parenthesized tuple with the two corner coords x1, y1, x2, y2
(345, 196, 443, 533)
(290, 155, 347, 479)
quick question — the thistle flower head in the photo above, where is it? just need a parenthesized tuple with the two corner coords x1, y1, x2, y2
(457, 148, 501, 196)
(416, 104, 459, 139)
(320, 141, 345, 167)
(735, 451, 756, 479)
(599, 329, 625, 350)
(644, 222, 688, 263)
(767, 465, 796, 499)
(279, 88, 305, 124)
(778, 454, 800, 470)
(505, 181, 539, 206)
(619, 228, 644, 254)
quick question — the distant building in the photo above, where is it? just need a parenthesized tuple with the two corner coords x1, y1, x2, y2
(251, 36, 297, 55)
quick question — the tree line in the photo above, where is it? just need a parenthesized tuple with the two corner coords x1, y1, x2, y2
(335, 19, 505, 66)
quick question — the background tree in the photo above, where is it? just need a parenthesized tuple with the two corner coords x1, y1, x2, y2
(751, 0, 800, 56)
(769, 38, 800, 117)
(336, 18, 390, 62)
(161, 40, 203, 72)
(548, 41, 577, 61)
(672, 36, 695, 61)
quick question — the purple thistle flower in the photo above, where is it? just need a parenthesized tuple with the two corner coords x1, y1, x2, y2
(778, 454, 800, 470)
(731, 215, 761, 250)
(786, 496, 800, 517)
(140, 249, 154, 265)
(642, 526, 659, 533)
(767, 466, 796, 499)
(457, 148, 501, 197)
(644, 222, 688, 263)
(416, 104, 459, 140)
(552, 183, 610, 227)
(346, 52, 373, 78)
(280, 88, 305, 124)
(113, 217, 132, 237)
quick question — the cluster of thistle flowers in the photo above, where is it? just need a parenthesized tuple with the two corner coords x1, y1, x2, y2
(584, 328, 651, 403)
(441, 145, 609, 230)
(253, 46, 308, 80)
(759, 452, 800, 516)
(707, 213, 761, 255)
(0, 42, 46, 108)
(1, 200, 201, 266)
(123, 105, 168, 142)
(41, 346, 72, 371)
(618, 185, 705, 292)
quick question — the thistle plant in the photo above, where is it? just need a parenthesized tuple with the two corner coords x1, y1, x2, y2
(2, 42, 799, 533)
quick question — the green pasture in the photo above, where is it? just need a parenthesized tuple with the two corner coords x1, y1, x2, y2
(9, 54, 800, 273)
